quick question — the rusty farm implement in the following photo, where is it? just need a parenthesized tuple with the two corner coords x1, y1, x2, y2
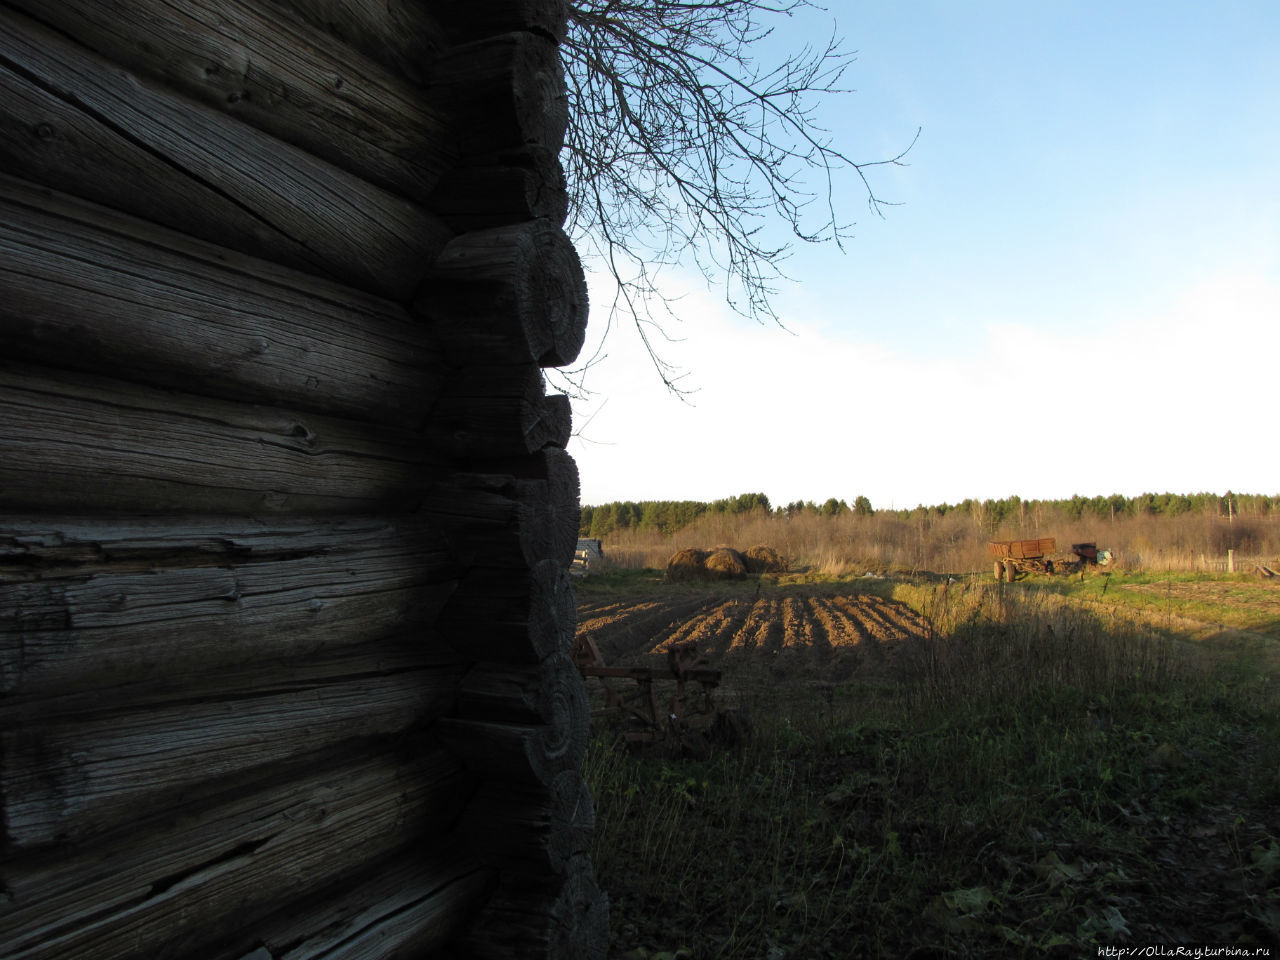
(573, 635, 745, 753)
(988, 538, 1112, 581)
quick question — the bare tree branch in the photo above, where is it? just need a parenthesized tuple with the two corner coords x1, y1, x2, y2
(559, 0, 915, 393)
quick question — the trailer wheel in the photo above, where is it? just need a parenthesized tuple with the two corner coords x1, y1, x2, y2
(1003, 561, 1017, 582)
(993, 560, 1004, 581)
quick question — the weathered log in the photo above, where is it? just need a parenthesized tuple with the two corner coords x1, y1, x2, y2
(2, 637, 461, 729)
(439, 559, 577, 664)
(458, 854, 609, 960)
(0, 747, 473, 960)
(430, 365, 571, 458)
(425, 471, 554, 568)
(416, 219, 588, 368)
(0, 10, 449, 300)
(457, 652, 586, 726)
(7, 0, 453, 204)
(1, 664, 465, 848)
(457, 769, 595, 881)
(428, 144, 570, 230)
(0, 514, 445, 575)
(433, 0, 569, 45)
(430, 31, 568, 157)
(0, 176, 448, 424)
(226, 850, 490, 960)
(425, 448, 581, 569)
(482, 445, 582, 569)
(515, 446, 583, 567)
(0, 364, 443, 515)
(267, 0, 448, 86)
(0, 515, 459, 698)
(434, 679, 588, 789)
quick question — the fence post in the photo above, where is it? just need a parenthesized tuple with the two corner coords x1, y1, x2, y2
(1228, 549, 1235, 573)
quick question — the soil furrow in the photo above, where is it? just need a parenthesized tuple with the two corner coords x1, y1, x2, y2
(575, 590, 933, 684)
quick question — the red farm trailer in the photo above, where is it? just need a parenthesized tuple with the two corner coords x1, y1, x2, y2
(987, 538, 1110, 581)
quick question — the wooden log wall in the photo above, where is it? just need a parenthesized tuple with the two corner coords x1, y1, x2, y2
(0, 0, 604, 957)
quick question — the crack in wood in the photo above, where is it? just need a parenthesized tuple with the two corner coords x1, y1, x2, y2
(145, 832, 281, 898)
(0, 41, 297, 253)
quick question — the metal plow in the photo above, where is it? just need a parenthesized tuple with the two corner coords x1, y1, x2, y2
(573, 635, 746, 753)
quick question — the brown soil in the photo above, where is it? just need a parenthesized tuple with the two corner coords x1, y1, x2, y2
(576, 589, 931, 684)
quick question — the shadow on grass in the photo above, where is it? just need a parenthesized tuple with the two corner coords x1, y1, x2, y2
(584, 579, 1280, 959)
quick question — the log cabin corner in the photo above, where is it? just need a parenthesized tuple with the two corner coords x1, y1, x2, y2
(0, 1, 606, 957)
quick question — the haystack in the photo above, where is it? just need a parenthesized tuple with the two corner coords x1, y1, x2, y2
(666, 547, 710, 582)
(704, 547, 748, 580)
(743, 545, 786, 573)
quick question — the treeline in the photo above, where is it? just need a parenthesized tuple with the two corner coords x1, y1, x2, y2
(580, 491, 1278, 538)
(580, 492, 771, 538)
(912, 491, 1277, 525)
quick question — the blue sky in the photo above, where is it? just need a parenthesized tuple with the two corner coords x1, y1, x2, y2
(566, 1, 1280, 510)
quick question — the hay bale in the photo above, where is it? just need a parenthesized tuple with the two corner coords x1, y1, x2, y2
(704, 547, 747, 580)
(743, 545, 786, 574)
(666, 548, 710, 582)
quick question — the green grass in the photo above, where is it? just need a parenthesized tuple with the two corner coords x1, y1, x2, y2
(583, 578, 1280, 958)
(1036, 570, 1280, 641)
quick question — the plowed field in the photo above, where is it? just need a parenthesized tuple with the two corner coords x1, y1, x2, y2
(576, 591, 932, 682)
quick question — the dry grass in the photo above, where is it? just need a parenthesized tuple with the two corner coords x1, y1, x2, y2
(594, 508, 1280, 576)
(583, 573, 1280, 958)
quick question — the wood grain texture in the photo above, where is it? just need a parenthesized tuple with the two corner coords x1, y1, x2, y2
(434, 710, 588, 789)
(418, 219, 588, 369)
(0, 0, 597, 952)
(9, 0, 453, 203)
(2, 664, 464, 848)
(1, 748, 473, 960)
(0, 176, 448, 424)
(0, 10, 449, 299)
(431, 365, 571, 457)
(429, 144, 570, 230)
(425, 459, 578, 570)
(228, 850, 489, 960)
(0, 363, 443, 515)
(268, 0, 448, 85)
(450, 446, 582, 570)
(430, 31, 569, 157)
(439, 653, 589, 785)
(457, 652, 586, 727)
(0, 515, 459, 698)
